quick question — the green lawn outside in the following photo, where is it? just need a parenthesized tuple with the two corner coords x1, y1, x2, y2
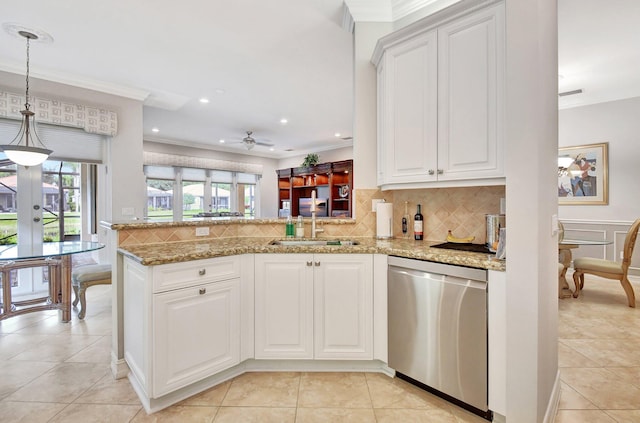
(0, 212, 81, 244)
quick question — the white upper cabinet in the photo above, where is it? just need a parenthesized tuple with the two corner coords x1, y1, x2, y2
(373, 1, 505, 189)
(380, 30, 438, 185)
(437, 4, 504, 181)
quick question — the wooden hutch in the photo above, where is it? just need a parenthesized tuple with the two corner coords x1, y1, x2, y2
(277, 159, 353, 218)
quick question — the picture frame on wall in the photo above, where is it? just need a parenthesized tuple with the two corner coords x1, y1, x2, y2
(558, 142, 608, 205)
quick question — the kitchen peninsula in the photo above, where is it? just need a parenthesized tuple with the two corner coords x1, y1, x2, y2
(105, 217, 506, 416)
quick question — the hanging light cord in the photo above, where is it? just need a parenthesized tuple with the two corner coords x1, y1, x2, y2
(24, 34, 31, 111)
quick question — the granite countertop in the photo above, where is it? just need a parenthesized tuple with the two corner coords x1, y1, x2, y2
(102, 218, 355, 230)
(118, 237, 505, 271)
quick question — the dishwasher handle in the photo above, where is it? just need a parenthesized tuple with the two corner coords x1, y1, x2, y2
(389, 266, 487, 290)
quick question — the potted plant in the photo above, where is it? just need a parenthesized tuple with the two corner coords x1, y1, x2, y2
(301, 153, 319, 168)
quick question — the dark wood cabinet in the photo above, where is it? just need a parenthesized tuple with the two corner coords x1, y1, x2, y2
(277, 160, 353, 218)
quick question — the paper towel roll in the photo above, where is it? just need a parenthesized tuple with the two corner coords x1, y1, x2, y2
(376, 202, 393, 239)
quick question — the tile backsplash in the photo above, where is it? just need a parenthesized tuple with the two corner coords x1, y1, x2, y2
(117, 186, 505, 246)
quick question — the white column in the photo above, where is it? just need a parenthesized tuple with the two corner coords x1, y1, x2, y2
(504, 0, 559, 421)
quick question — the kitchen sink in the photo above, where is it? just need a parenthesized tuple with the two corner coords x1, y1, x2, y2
(269, 239, 359, 246)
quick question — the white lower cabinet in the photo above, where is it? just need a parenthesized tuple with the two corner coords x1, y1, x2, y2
(153, 279, 239, 397)
(123, 255, 243, 399)
(254, 254, 373, 360)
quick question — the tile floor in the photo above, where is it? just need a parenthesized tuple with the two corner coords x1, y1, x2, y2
(0, 274, 638, 422)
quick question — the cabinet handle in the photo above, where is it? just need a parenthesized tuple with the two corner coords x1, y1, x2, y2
(198, 269, 206, 276)
(314, 261, 320, 267)
(199, 288, 206, 295)
(437, 169, 444, 175)
(428, 169, 435, 175)
(306, 261, 313, 266)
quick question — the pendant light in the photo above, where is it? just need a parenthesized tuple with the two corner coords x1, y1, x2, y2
(0, 30, 52, 167)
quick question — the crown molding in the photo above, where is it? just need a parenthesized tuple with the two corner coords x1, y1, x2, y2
(0, 61, 149, 101)
(343, 0, 393, 22)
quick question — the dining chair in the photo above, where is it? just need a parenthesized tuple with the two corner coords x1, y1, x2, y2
(572, 219, 640, 307)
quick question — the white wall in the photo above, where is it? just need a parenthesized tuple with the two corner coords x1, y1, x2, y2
(504, 0, 559, 421)
(559, 96, 640, 222)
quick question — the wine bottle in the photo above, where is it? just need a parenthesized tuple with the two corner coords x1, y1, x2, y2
(414, 204, 424, 241)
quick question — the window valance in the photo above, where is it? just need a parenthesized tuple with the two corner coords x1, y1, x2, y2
(0, 91, 117, 136)
(143, 151, 263, 176)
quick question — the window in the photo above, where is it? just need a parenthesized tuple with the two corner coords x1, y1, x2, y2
(143, 166, 259, 220)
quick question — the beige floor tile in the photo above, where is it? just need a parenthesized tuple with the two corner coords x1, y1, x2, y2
(213, 406, 295, 423)
(562, 339, 640, 367)
(561, 367, 640, 409)
(295, 407, 376, 422)
(0, 333, 54, 360)
(179, 380, 231, 406)
(554, 409, 617, 423)
(449, 406, 490, 422)
(0, 359, 58, 400)
(365, 372, 451, 410)
(558, 382, 597, 410)
(298, 372, 372, 408)
(11, 314, 75, 335)
(558, 341, 600, 368)
(6, 362, 109, 403)
(48, 403, 142, 422)
(603, 409, 640, 423)
(0, 311, 58, 335)
(0, 400, 67, 422)
(65, 335, 112, 363)
(606, 367, 640, 389)
(131, 405, 218, 422)
(222, 372, 299, 407)
(74, 373, 141, 405)
(10, 333, 103, 362)
(374, 408, 457, 423)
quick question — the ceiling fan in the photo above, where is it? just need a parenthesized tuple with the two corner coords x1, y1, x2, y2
(235, 131, 274, 150)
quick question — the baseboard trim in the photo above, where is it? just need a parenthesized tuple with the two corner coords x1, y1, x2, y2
(544, 369, 561, 423)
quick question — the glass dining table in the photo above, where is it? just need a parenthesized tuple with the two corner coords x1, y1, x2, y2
(558, 239, 612, 298)
(0, 241, 105, 322)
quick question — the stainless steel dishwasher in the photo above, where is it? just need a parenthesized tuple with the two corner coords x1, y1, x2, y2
(388, 256, 490, 419)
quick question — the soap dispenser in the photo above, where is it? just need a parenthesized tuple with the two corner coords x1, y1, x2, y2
(285, 215, 294, 238)
(296, 216, 304, 238)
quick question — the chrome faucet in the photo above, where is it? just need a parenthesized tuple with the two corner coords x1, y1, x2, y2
(310, 189, 324, 239)
(311, 208, 324, 238)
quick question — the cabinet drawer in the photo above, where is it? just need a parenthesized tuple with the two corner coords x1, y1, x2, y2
(152, 256, 240, 293)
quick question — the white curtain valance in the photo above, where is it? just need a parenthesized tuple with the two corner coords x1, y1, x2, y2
(0, 91, 118, 136)
(144, 151, 263, 176)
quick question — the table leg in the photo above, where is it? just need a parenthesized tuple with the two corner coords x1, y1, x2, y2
(558, 248, 573, 298)
(60, 255, 72, 322)
(1, 267, 12, 318)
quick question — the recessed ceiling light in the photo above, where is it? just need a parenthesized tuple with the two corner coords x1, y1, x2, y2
(280, 118, 288, 124)
(199, 98, 209, 104)
(215, 89, 225, 94)
(219, 139, 225, 143)
(334, 132, 341, 137)
(151, 127, 159, 133)
(269, 147, 275, 151)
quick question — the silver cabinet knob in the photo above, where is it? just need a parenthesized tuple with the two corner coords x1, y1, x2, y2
(306, 261, 313, 266)
(428, 169, 435, 175)
(199, 288, 206, 295)
(437, 169, 444, 175)
(33, 217, 41, 222)
(198, 269, 206, 276)
(314, 261, 320, 267)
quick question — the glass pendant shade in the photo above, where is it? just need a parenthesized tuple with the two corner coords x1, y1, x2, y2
(3, 145, 52, 167)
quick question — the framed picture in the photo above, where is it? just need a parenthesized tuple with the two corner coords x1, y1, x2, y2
(558, 142, 608, 205)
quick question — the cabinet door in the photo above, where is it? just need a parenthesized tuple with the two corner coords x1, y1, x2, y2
(254, 254, 314, 359)
(153, 279, 240, 397)
(437, 4, 504, 180)
(381, 30, 438, 184)
(314, 254, 373, 359)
